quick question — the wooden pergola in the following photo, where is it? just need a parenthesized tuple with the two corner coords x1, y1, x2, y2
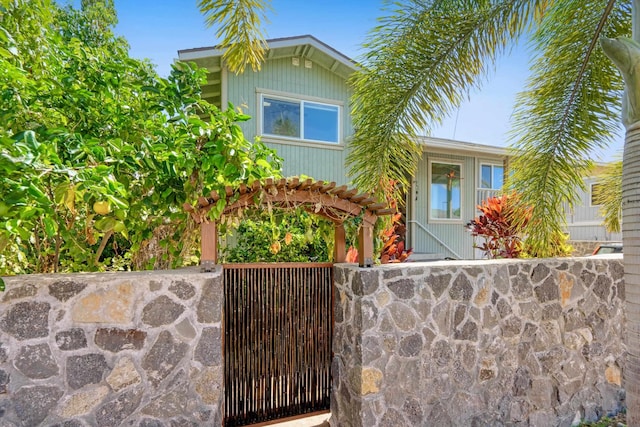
(184, 177, 394, 268)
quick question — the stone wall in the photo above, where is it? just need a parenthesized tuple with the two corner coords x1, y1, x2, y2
(0, 257, 627, 426)
(331, 257, 626, 426)
(569, 240, 600, 256)
(0, 268, 223, 426)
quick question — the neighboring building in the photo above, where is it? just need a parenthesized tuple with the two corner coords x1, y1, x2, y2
(566, 168, 621, 243)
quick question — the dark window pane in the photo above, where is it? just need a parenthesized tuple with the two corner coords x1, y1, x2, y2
(481, 165, 491, 188)
(263, 97, 300, 138)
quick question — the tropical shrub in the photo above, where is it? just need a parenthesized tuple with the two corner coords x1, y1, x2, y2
(0, 0, 281, 274)
(380, 212, 413, 263)
(220, 208, 335, 263)
(466, 194, 530, 259)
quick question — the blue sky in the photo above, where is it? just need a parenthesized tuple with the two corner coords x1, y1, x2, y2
(108, 0, 622, 160)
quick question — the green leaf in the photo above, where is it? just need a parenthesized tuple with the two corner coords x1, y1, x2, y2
(212, 154, 226, 169)
(151, 143, 168, 152)
(94, 217, 117, 231)
(43, 217, 57, 238)
(15, 130, 39, 152)
(106, 194, 128, 210)
(141, 85, 161, 94)
(53, 183, 69, 204)
(0, 277, 4, 292)
(223, 163, 238, 177)
(113, 220, 126, 233)
(27, 183, 47, 203)
(256, 158, 271, 169)
(0, 46, 17, 58)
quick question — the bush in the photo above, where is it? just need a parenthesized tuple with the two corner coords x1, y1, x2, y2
(220, 208, 336, 263)
(0, 0, 281, 274)
(466, 194, 529, 259)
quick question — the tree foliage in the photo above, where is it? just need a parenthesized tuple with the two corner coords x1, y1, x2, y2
(0, 0, 281, 274)
(349, 0, 630, 256)
(507, 0, 628, 257)
(348, 0, 550, 198)
(220, 208, 334, 263)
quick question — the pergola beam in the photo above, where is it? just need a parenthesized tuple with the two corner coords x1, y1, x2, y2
(189, 177, 393, 268)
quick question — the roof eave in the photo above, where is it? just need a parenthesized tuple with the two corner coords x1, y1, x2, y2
(178, 35, 357, 72)
(419, 136, 509, 157)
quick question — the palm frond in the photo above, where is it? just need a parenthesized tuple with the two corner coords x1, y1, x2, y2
(347, 0, 548, 196)
(594, 160, 622, 233)
(197, 0, 271, 74)
(508, 0, 629, 256)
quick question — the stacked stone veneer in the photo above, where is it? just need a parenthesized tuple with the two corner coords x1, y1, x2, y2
(0, 268, 223, 426)
(569, 241, 603, 257)
(331, 257, 626, 426)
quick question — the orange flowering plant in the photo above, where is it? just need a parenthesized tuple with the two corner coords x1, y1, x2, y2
(466, 193, 530, 259)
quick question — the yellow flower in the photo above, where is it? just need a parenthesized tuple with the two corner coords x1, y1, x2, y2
(269, 241, 281, 254)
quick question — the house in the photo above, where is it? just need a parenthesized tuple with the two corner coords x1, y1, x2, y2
(408, 136, 506, 260)
(178, 35, 606, 260)
(565, 167, 622, 254)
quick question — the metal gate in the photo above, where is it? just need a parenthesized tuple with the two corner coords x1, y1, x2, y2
(223, 263, 333, 426)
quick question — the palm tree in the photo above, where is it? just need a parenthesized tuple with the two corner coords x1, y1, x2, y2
(196, 0, 640, 422)
(346, 0, 635, 423)
(593, 160, 622, 233)
(349, 1, 628, 255)
(601, 27, 640, 427)
(197, 0, 272, 74)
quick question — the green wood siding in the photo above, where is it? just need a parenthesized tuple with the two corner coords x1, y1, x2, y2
(226, 57, 353, 185)
(411, 151, 504, 259)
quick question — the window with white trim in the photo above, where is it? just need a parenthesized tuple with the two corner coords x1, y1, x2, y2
(430, 161, 462, 221)
(260, 94, 340, 144)
(480, 163, 504, 189)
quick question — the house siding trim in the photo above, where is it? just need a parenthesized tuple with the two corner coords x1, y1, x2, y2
(221, 66, 228, 107)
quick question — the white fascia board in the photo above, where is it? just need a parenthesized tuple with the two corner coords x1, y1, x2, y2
(267, 36, 356, 71)
(178, 47, 224, 61)
(178, 35, 356, 71)
(418, 136, 508, 157)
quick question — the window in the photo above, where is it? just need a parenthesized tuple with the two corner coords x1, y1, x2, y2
(480, 163, 504, 189)
(261, 94, 340, 144)
(430, 161, 462, 221)
(591, 183, 603, 206)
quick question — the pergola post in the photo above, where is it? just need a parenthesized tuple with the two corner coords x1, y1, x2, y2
(201, 221, 217, 271)
(334, 223, 346, 263)
(358, 224, 374, 267)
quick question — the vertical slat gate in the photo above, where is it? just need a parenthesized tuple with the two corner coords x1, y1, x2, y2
(223, 263, 333, 426)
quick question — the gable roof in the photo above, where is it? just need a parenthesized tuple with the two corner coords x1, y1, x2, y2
(177, 35, 357, 108)
(178, 34, 357, 77)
